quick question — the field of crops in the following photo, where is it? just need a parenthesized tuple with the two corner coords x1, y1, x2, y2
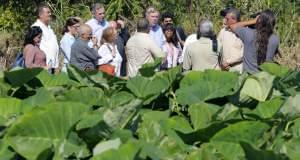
(0, 62, 299, 159)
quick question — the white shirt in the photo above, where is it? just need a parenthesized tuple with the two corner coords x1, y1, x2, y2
(60, 32, 75, 72)
(180, 34, 197, 63)
(32, 19, 59, 68)
(162, 43, 182, 68)
(98, 43, 123, 77)
(86, 18, 109, 41)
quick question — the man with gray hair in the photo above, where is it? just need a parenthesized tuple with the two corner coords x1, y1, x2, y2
(183, 19, 220, 71)
(126, 18, 165, 77)
(145, 6, 165, 48)
(218, 7, 243, 73)
(86, 3, 109, 43)
(70, 24, 100, 71)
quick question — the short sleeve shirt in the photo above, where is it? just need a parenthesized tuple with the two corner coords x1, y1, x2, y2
(235, 27, 279, 74)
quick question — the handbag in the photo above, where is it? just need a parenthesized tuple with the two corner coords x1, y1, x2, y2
(98, 64, 115, 76)
(98, 44, 117, 76)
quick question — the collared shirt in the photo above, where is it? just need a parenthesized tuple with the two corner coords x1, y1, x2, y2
(218, 28, 243, 73)
(86, 18, 109, 41)
(183, 37, 220, 71)
(126, 32, 165, 77)
(149, 25, 165, 48)
(98, 43, 123, 77)
(60, 32, 75, 72)
(32, 19, 59, 68)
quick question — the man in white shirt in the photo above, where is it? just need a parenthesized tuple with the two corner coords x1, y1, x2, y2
(86, 3, 109, 43)
(218, 8, 244, 73)
(126, 18, 165, 77)
(32, 3, 59, 73)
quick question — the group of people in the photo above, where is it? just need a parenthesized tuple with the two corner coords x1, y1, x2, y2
(22, 3, 280, 77)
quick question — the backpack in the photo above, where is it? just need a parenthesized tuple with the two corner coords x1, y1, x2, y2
(11, 52, 25, 68)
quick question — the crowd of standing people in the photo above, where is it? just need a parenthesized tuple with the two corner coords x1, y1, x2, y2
(22, 3, 280, 78)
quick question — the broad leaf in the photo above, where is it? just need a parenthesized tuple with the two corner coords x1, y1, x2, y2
(103, 99, 143, 129)
(280, 138, 300, 160)
(63, 87, 104, 106)
(250, 98, 284, 119)
(189, 102, 220, 130)
(126, 75, 169, 100)
(6, 102, 90, 159)
(240, 72, 275, 102)
(91, 139, 141, 160)
(176, 70, 239, 105)
(0, 98, 22, 126)
(260, 63, 290, 78)
(93, 138, 122, 156)
(36, 70, 73, 87)
(211, 121, 270, 147)
(279, 94, 300, 119)
(240, 142, 288, 160)
(4, 68, 43, 87)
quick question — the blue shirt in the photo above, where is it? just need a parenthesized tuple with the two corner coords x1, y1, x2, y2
(86, 18, 109, 41)
(149, 25, 165, 48)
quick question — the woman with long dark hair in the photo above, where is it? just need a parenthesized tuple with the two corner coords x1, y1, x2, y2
(60, 17, 80, 72)
(229, 9, 279, 74)
(183, 19, 220, 71)
(161, 24, 182, 70)
(23, 26, 47, 68)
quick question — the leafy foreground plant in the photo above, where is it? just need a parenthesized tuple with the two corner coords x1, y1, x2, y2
(0, 62, 299, 160)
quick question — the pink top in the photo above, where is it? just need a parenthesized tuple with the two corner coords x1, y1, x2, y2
(23, 44, 47, 68)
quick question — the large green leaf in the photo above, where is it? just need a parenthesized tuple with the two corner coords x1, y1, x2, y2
(187, 142, 246, 160)
(4, 68, 43, 87)
(6, 102, 90, 159)
(260, 63, 290, 78)
(36, 70, 73, 87)
(216, 103, 242, 121)
(138, 58, 162, 77)
(103, 99, 143, 129)
(137, 111, 189, 159)
(240, 72, 275, 102)
(20, 87, 56, 112)
(279, 94, 300, 119)
(280, 138, 300, 160)
(91, 139, 141, 160)
(93, 138, 122, 156)
(290, 118, 300, 138)
(189, 102, 220, 130)
(176, 70, 239, 105)
(0, 139, 15, 160)
(249, 98, 284, 119)
(0, 98, 22, 126)
(240, 142, 288, 160)
(211, 121, 270, 147)
(126, 75, 169, 100)
(62, 87, 104, 106)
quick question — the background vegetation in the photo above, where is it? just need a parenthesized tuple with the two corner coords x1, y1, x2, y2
(0, 0, 299, 70)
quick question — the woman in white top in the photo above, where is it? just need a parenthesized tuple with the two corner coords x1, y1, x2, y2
(161, 24, 182, 70)
(98, 27, 123, 77)
(60, 17, 80, 72)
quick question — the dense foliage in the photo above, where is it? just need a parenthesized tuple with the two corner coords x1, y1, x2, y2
(0, 62, 299, 159)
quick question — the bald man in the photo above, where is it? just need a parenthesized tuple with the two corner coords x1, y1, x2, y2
(109, 20, 130, 76)
(70, 24, 100, 71)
